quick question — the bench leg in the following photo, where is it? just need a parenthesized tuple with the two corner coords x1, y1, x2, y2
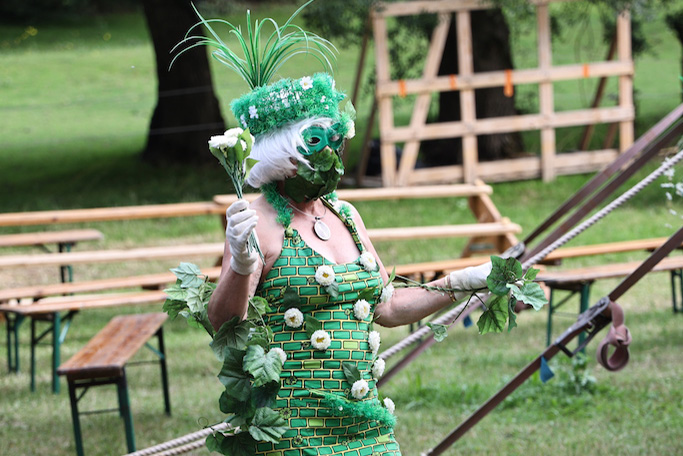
(6, 314, 25, 373)
(671, 269, 682, 313)
(546, 288, 555, 346)
(117, 371, 136, 453)
(577, 283, 591, 354)
(52, 312, 61, 394)
(157, 327, 172, 416)
(66, 380, 85, 456)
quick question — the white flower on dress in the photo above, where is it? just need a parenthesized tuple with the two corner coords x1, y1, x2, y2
(270, 347, 287, 365)
(383, 397, 395, 414)
(248, 105, 259, 119)
(284, 308, 304, 328)
(346, 120, 356, 139)
(372, 358, 386, 379)
(310, 329, 331, 350)
(359, 252, 378, 272)
(300, 76, 313, 90)
(351, 379, 369, 400)
(368, 330, 381, 355)
(315, 265, 336, 287)
(380, 284, 394, 303)
(353, 299, 370, 321)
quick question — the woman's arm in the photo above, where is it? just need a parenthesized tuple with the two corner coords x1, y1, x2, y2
(347, 202, 489, 328)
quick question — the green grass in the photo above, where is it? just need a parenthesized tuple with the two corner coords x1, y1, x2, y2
(1, 3, 683, 456)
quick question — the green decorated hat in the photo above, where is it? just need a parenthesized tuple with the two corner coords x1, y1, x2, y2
(231, 73, 351, 137)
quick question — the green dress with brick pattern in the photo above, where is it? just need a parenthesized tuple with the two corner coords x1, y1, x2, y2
(253, 200, 401, 456)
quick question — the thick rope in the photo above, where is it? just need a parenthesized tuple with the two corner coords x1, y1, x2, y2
(380, 149, 683, 361)
(126, 423, 230, 456)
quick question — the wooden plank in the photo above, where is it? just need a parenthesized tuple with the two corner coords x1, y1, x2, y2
(538, 255, 683, 284)
(544, 237, 676, 261)
(375, 61, 633, 98)
(0, 266, 222, 302)
(57, 313, 167, 379)
(0, 290, 168, 315)
(384, 106, 634, 142)
(214, 184, 492, 206)
(395, 256, 490, 277)
(397, 13, 452, 186)
(367, 221, 521, 242)
(0, 201, 225, 228)
(617, 11, 634, 152)
(373, 0, 572, 17)
(457, 10, 478, 184)
(0, 242, 225, 269)
(0, 229, 103, 248)
(537, 3, 556, 182)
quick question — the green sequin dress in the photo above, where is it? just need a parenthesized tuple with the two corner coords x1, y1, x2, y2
(253, 200, 402, 456)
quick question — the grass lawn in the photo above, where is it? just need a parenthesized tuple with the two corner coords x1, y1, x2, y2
(1, 2, 682, 455)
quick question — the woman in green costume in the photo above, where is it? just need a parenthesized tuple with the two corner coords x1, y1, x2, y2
(187, 4, 491, 455)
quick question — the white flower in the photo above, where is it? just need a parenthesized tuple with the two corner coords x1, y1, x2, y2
(248, 105, 259, 119)
(351, 379, 369, 400)
(359, 252, 378, 272)
(315, 265, 336, 287)
(208, 135, 233, 150)
(223, 128, 250, 150)
(353, 299, 371, 320)
(346, 120, 356, 139)
(300, 76, 313, 90)
(663, 167, 675, 179)
(240, 114, 247, 128)
(270, 347, 287, 365)
(310, 329, 331, 350)
(372, 358, 386, 379)
(380, 284, 394, 303)
(676, 182, 683, 197)
(383, 397, 395, 414)
(284, 308, 304, 328)
(368, 330, 381, 355)
(321, 95, 326, 102)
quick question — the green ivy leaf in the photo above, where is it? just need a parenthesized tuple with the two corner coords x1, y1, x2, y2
(162, 299, 186, 320)
(252, 380, 280, 409)
(186, 287, 203, 313)
(524, 267, 540, 281)
(358, 286, 377, 302)
(205, 432, 223, 454)
(509, 282, 548, 311)
(305, 315, 323, 338)
(326, 281, 340, 299)
(219, 389, 255, 420)
(218, 348, 251, 401)
(211, 317, 253, 361)
(163, 283, 187, 301)
(170, 262, 204, 288)
(426, 322, 448, 342)
(281, 286, 301, 309)
(243, 345, 282, 388)
(487, 256, 523, 295)
(247, 296, 270, 321)
(507, 296, 518, 332)
(342, 361, 361, 385)
(219, 432, 257, 456)
(477, 294, 509, 334)
(248, 407, 289, 444)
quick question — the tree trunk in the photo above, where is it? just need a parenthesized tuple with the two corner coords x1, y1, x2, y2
(665, 9, 683, 102)
(141, 0, 225, 164)
(422, 9, 524, 166)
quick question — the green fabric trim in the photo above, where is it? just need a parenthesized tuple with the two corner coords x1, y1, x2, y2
(262, 183, 293, 227)
(231, 73, 353, 136)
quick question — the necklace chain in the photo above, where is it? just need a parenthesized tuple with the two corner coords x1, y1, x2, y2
(288, 202, 327, 221)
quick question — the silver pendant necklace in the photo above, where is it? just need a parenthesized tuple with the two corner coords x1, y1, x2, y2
(289, 202, 330, 241)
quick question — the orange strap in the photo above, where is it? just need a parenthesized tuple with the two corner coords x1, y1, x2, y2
(504, 69, 514, 97)
(398, 79, 407, 98)
(449, 74, 457, 90)
(582, 63, 590, 78)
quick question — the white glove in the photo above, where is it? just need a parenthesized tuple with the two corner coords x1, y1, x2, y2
(225, 199, 259, 275)
(447, 262, 492, 301)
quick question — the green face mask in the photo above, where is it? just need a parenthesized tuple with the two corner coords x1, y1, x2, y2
(284, 123, 345, 203)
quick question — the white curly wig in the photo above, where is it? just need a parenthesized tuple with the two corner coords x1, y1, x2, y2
(246, 117, 336, 189)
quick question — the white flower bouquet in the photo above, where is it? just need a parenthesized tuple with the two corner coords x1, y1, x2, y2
(208, 127, 264, 263)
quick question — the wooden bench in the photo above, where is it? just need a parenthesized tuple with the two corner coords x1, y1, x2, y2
(57, 312, 170, 456)
(538, 255, 683, 345)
